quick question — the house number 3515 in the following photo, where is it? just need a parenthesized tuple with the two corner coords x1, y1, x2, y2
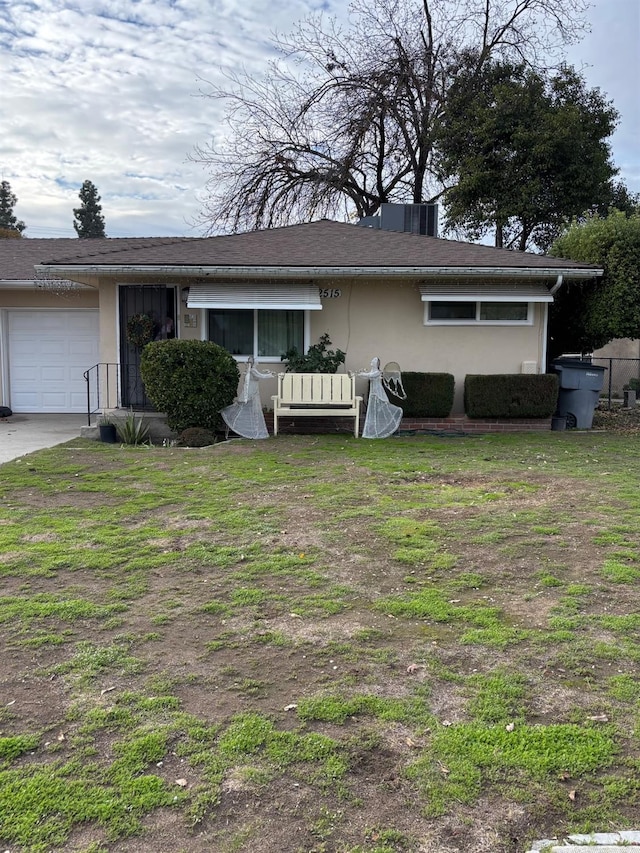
(318, 288, 342, 298)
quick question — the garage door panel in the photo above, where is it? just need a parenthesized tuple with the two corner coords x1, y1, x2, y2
(12, 366, 39, 381)
(41, 367, 67, 381)
(41, 342, 68, 357)
(70, 340, 99, 357)
(42, 393, 72, 408)
(70, 392, 89, 408)
(10, 340, 39, 358)
(66, 315, 95, 333)
(8, 310, 99, 413)
(11, 392, 40, 409)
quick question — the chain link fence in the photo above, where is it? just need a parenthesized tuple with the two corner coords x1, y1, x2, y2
(590, 357, 640, 408)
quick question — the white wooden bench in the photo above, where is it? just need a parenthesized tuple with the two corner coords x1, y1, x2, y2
(271, 373, 362, 437)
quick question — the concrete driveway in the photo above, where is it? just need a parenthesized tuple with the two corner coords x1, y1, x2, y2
(0, 414, 87, 465)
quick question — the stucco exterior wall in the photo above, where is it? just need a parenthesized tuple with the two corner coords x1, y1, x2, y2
(1, 276, 548, 416)
(308, 279, 546, 413)
(0, 288, 98, 310)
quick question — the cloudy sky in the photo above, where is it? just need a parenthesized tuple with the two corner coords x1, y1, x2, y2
(1, 0, 638, 238)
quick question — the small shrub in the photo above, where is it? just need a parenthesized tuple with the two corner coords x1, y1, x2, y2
(399, 372, 454, 417)
(282, 333, 345, 373)
(116, 411, 150, 445)
(178, 427, 217, 447)
(140, 340, 239, 432)
(464, 374, 558, 418)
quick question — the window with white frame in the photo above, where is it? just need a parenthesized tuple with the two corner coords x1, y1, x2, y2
(420, 283, 552, 326)
(426, 300, 531, 324)
(208, 309, 304, 358)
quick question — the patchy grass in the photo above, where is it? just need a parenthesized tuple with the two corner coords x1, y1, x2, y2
(1, 430, 640, 852)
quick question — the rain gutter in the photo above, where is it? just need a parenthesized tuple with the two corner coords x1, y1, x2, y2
(34, 264, 603, 281)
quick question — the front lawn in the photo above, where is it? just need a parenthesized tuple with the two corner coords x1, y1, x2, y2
(1, 430, 639, 852)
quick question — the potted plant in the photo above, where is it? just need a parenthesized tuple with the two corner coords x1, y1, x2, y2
(98, 415, 118, 443)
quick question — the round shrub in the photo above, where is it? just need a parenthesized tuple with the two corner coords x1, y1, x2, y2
(140, 340, 239, 433)
(178, 427, 217, 447)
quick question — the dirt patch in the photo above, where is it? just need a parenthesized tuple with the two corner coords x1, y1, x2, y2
(1, 434, 639, 852)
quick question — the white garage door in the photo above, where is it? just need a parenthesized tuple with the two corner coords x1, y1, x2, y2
(8, 310, 100, 413)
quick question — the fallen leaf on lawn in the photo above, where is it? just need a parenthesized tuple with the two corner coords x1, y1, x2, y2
(57, 733, 66, 741)
(175, 778, 188, 787)
(568, 790, 576, 801)
(100, 686, 116, 695)
(406, 663, 425, 674)
(587, 714, 609, 723)
(505, 722, 515, 732)
(284, 704, 298, 712)
(442, 719, 452, 727)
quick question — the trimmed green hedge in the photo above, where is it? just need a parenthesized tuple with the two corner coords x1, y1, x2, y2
(464, 374, 559, 418)
(398, 372, 455, 418)
(140, 339, 239, 432)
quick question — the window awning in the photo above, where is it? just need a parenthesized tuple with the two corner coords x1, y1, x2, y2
(419, 283, 553, 302)
(187, 282, 323, 310)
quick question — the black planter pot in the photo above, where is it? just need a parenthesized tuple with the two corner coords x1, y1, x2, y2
(99, 423, 118, 443)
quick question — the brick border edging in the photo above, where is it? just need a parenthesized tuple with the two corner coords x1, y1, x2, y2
(262, 414, 551, 435)
(400, 416, 552, 433)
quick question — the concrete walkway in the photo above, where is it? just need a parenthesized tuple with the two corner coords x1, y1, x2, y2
(0, 413, 87, 465)
(528, 832, 640, 851)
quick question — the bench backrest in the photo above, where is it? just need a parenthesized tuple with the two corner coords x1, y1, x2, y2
(277, 372, 356, 405)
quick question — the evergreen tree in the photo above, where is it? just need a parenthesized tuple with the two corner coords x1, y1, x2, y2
(73, 180, 106, 237)
(0, 181, 26, 235)
(548, 211, 640, 359)
(435, 61, 617, 252)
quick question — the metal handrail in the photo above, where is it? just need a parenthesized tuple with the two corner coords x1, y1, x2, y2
(83, 362, 155, 425)
(83, 363, 119, 426)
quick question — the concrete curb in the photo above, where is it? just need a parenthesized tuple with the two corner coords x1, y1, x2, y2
(527, 832, 640, 851)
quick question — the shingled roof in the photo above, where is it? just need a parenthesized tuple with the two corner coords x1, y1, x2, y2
(32, 220, 598, 274)
(0, 237, 184, 282)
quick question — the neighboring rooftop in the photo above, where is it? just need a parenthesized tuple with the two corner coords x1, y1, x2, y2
(0, 237, 186, 282)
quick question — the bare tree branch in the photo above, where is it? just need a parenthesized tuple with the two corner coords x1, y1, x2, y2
(191, 0, 590, 234)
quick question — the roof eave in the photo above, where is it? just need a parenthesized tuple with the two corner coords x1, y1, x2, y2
(0, 279, 94, 290)
(34, 264, 603, 281)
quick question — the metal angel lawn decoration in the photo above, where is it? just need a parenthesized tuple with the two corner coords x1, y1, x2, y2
(357, 357, 406, 439)
(221, 357, 274, 439)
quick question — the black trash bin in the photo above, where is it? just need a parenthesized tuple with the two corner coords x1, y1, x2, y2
(551, 359, 606, 429)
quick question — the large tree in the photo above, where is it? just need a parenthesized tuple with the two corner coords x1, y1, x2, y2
(596, 181, 640, 218)
(192, 0, 589, 233)
(0, 180, 26, 235)
(548, 211, 640, 359)
(435, 61, 618, 251)
(73, 180, 106, 238)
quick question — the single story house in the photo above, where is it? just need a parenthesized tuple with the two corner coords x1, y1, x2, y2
(0, 213, 603, 419)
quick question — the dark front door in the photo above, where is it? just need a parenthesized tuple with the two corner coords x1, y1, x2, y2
(119, 285, 176, 408)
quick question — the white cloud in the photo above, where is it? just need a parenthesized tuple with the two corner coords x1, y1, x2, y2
(0, 0, 637, 238)
(565, 0, 640, 190)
